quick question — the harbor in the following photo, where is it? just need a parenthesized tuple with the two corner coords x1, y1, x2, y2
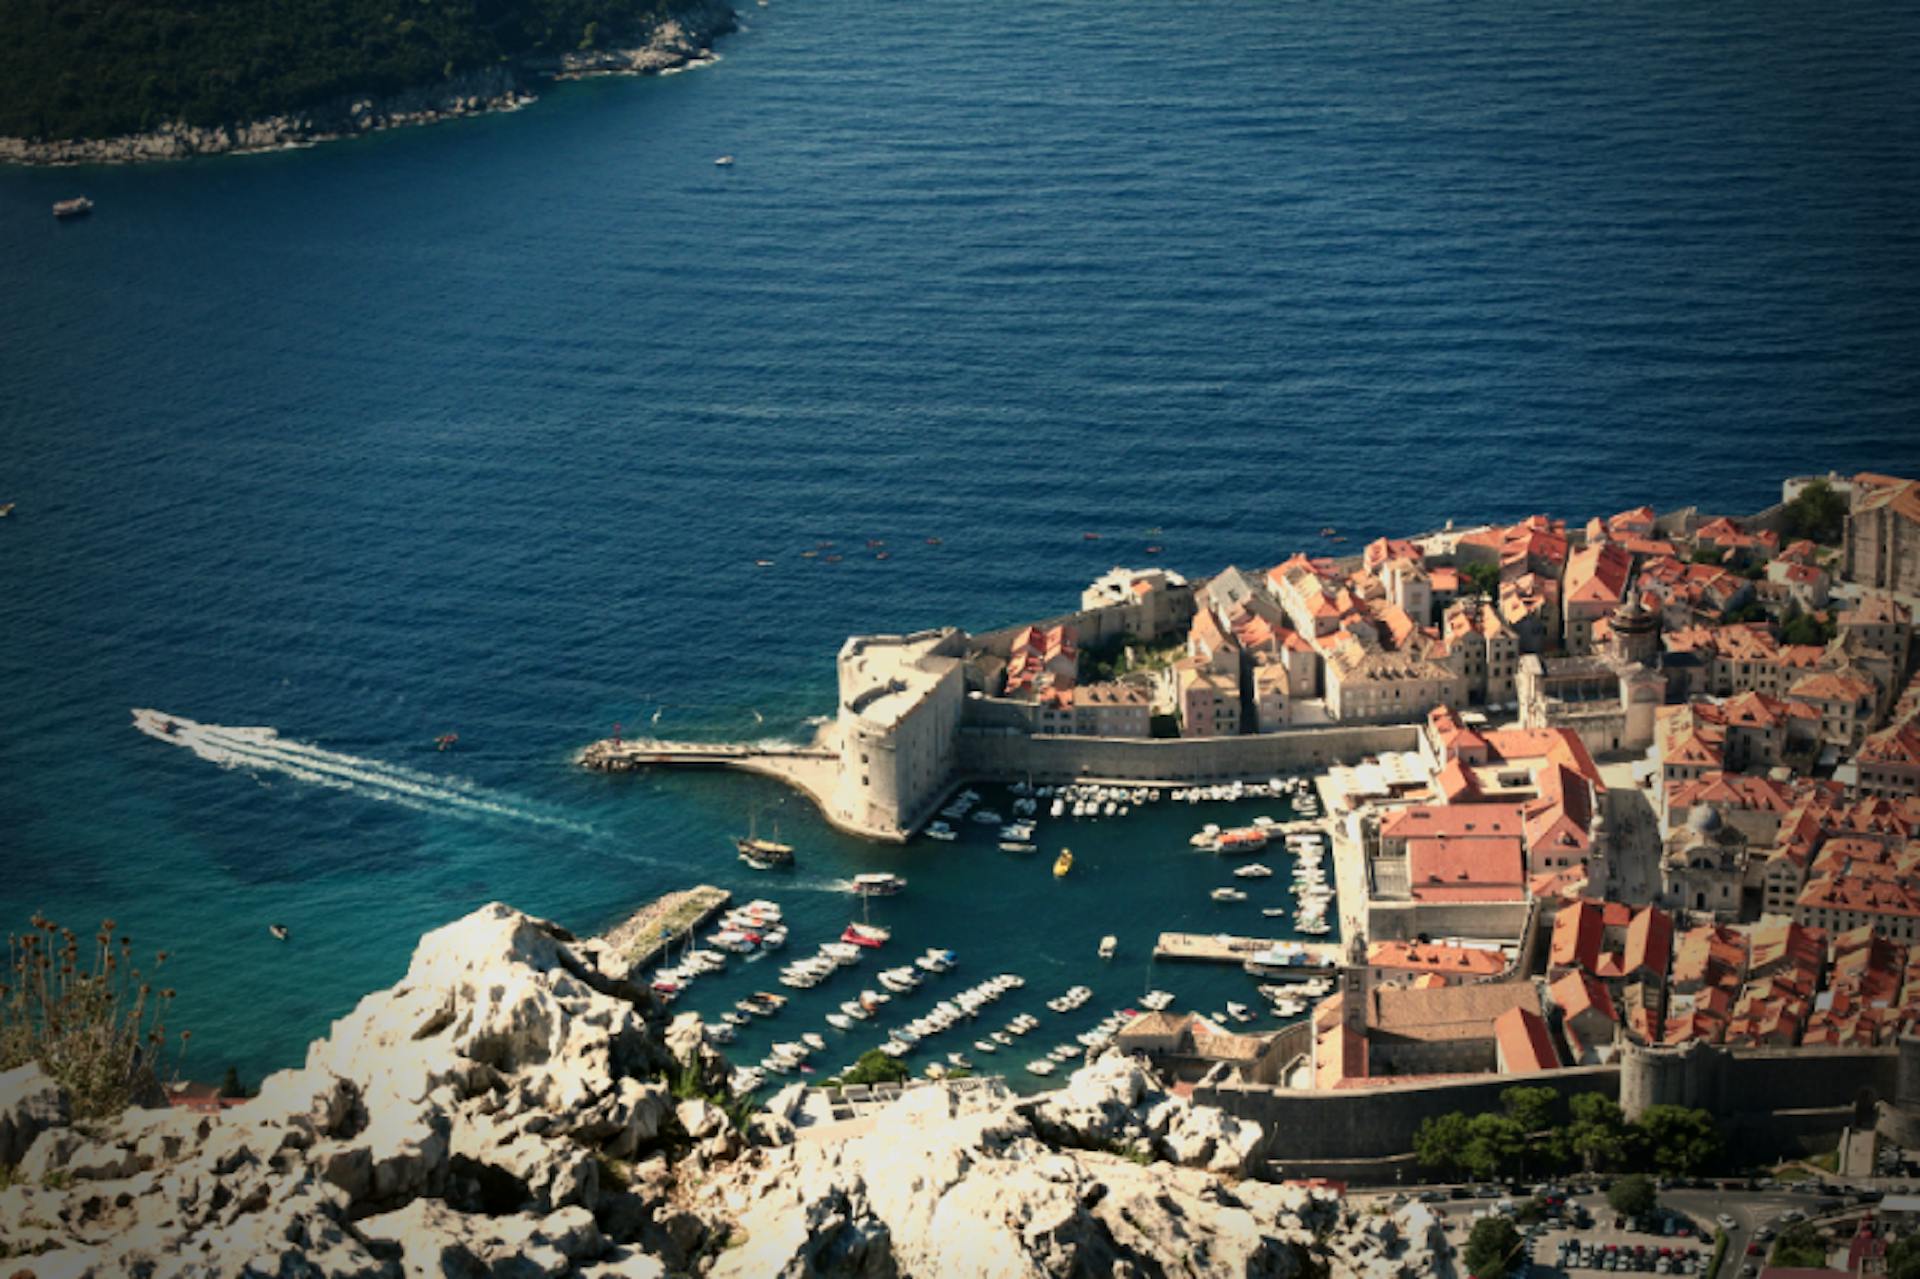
(596, 769, 1353, 1094)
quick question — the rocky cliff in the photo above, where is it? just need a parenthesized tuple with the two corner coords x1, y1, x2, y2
(0, 0, 735, 167)
(0, 904, 1448, 1277)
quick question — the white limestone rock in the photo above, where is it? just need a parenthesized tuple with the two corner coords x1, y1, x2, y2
(0, 1062, 72, 1165)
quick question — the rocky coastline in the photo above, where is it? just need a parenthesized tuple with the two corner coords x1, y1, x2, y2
(0, 0, 735, 168)
(0, 902, 1450, 1277)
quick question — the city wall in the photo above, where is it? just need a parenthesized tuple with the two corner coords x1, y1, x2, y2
(1365, 899, 1535, 944)
(1197, 1067, 1620, 1164)
(1201, 1042, 1900, 1180)
(955, 723, 1421, 785)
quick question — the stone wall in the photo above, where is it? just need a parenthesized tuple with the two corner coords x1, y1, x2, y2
(1195, 1067, 1620, 1162)
(955, 723, 1422, 784)
(1365, 899, 1535, 944)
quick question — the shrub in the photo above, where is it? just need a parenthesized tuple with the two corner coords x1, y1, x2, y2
(0, 916, 180, 1119)
(838, 1049, 908, 1087)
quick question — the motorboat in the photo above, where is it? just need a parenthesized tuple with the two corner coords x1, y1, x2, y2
(1054, 849, 1073, 878)
(1225, 1002, 1253, 1024)
(1138, 990, 1174, 1011)
(1234, 863, 1274, 879)
(1210, 887, 1248, 903)
(802, 1032, 827, 1051)
(999, 841, 1037, 853)
(1026, 1059, 1055, 1076)
(841, 922, 891, 948)
(52, 197, 93, 219)
(269, 924, 290, 941)
(714, 155, 735, 166)
(925, 821, 958, 841)
(1097, 935, 1117, 959)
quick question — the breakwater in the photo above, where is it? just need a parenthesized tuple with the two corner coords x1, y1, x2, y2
(598, 884, 733, 970)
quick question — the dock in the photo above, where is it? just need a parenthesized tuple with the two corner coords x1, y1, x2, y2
(1152, 932, 1344, 970)
(599, 885, 733, 971)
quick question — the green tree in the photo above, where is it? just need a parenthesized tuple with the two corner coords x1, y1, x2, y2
(1463, 1215, 1522, 1279)
(837, 1049, 908, 1087)
(1634, 1104, 1721, 1175)
(1780, 610, 1833, 647)
(1412, 1111, 1471, 1177)
(1460, 1112, 1526, 1181)
(1782, 480, 1846, 545)
(1606, 1172, 1657, 1218)
(1459, 561, 1501, 599)
(1565, 1093, 1634, 1173)
(1770, 1221, 1827, 1268)
(1502, 1085, 1560, 1134)
(1884, 1234, 1920, 1279)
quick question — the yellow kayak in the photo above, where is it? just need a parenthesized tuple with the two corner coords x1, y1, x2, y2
(1054, 848, 1073, 878)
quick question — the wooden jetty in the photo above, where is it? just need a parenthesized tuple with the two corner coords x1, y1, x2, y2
(600, 885, 733, 971)
(1152, 932, 1343, 970)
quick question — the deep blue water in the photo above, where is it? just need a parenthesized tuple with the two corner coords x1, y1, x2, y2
(4, 0, 1920, 1088)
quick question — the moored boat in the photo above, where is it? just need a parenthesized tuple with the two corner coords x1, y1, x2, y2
(52, 197, 93, 219)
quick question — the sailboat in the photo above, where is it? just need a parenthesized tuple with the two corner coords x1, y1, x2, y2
(737, 804, 794, 870)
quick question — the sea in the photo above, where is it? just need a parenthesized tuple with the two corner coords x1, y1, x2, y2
(3, 0, 1919, 1091)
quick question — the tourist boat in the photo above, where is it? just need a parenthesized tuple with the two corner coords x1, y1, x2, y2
(1053, 849, 1073, 878)
(1210, 887, 1248, 903)
(1233, 863, 1274, 879)
(841, 922, 891, 948)
(1212, 827, 1269, 854)
(52, 197, 92, 219)
(737, 813, 795, 870)
(1097, 935, 1117, 959)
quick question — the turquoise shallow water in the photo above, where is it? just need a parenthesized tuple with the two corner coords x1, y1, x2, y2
(3, 0, 1919, 1089)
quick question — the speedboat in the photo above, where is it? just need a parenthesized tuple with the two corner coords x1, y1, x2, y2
(841, 923, 891, 948)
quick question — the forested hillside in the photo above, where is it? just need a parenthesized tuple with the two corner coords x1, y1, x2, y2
(0, 0, 695, 139)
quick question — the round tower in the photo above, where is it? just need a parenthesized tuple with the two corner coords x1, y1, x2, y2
(1607, 595, 1661, 668)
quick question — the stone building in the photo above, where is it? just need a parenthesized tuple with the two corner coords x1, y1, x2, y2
(830, 630, 968, 837)
(1844, 472, 1920, 597)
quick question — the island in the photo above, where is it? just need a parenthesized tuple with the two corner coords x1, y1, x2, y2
(0, 0, 736, 165)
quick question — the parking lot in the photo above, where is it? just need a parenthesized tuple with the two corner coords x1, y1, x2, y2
(1390, 1180, 1844, 1279)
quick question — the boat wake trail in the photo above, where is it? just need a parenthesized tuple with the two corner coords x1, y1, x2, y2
(131, 709, 594, 834)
